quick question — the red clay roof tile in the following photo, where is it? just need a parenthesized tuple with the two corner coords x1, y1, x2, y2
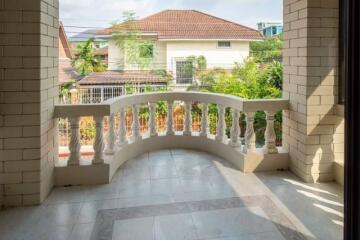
(77, 70, 168, 85)
(97, 10, 262, 40)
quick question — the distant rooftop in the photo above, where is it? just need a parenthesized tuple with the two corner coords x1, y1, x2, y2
(69, 29, 105, 42)
(77, 71, 168, 86)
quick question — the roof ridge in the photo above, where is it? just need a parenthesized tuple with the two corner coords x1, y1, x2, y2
(191, 10, 259, 32)
(141, 9, 170, 20)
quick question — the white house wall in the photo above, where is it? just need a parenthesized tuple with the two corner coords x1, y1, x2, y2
(108, 38, 167, 71)
(165, 41, 250, 72)
(108, 39, 249, 72)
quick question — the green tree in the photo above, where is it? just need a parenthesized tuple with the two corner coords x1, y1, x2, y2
(207, 59, 282, 99)
(59, 81, 75, 103)
(71, 38, 103, 76)
(191, 58, 283, 145)
(112, 11, 157, 70)
(250, 34, 283, 63)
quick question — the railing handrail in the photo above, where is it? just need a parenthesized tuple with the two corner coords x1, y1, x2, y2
(54, 103, 111, 118)
(55, 91, 288, 118)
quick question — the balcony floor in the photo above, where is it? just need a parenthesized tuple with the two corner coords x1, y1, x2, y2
(0, 149, 343, 240)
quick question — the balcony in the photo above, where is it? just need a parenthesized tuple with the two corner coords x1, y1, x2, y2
(54, 92, 289, 186)
(2, 92, 327, 240)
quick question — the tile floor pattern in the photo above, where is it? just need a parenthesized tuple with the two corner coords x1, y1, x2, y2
(0, 149, 344, 240)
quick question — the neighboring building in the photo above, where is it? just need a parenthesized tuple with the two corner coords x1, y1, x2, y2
(96, 10, 262, 87)
(59, 22, 81, 85)
(69, 29, 109, 49)
(95, 46, 108, 64)
(78, 70, 165, 86)
(257, 21, 283, 37)
(76, 71, 168, 103)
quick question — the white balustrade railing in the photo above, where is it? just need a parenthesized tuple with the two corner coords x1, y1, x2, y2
(55, 92, 288, 166)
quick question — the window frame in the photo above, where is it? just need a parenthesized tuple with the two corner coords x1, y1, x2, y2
(217, 41, 232, 49)
(175, 60, 194, 85)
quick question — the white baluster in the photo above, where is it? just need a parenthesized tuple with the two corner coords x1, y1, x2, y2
(148, 102, 158, 137)
(183, 101, 192, 136)
(68, 117, 80, 166)
(229, 109, 241, 147)
(117, 107, 127, 146)
(243, 112, 256, 153)
(200, 103, 209, 137)
(166, 101, 174, 135)
(132, 104, 141, 141)
(263, 111, 278, 154)
(200, 103, 208, 137)
(104, 113, 115, 155)
(215, 105, 226, 142)
(93, 116, 105, 164)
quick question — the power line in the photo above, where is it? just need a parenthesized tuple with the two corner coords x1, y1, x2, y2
(64, 26, 106, 29)
(60, 17, 121, 22)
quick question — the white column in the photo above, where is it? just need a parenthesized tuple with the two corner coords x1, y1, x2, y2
(68, 117, 81, 166)
(100, 86, 104, 102)
(132, 104, 141, 141)
(148, 102, 158, 137)
(104, 113, 115, 155)
(166, 101, 174, 135)
(183, 101, 192, 136)
(243, 112, 256, 153)
(118, 107, 127, 146)
(229, 109, 241, 147)
(93, 116, 105, 164)
(263, 111, 278, 154)
(200, 103, 208, 137)
(215, 105, 226, 142)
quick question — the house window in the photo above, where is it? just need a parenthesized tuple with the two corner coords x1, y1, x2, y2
(139, 44, 154, 58)
(272, 26, 277, 35)
(176, 61, 193, 84)
(218, 41, 231, 48)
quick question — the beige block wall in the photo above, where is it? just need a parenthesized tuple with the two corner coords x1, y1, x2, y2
(283, 0, 343, 182)
(0, 0, 59, 207)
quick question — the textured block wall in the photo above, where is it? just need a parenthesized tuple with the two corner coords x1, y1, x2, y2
(282, 0, 342, 182)
(0, 0, 59, 206)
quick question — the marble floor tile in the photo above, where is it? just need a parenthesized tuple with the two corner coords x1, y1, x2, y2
(37, 203, 82, 226)
(150, 164, 178, 179)
(68, 223, 94, 240)
(150, 178, 184, 196)
(112, 217, 154, 240)
(77, 199, 120, 224)
(192, 207, 278, 239)
(154, 213, 197, 240)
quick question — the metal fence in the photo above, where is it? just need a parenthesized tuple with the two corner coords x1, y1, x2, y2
(60, 84, 169, 104)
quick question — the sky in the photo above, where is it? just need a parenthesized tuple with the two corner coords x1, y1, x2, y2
(60, 0, 283, 37)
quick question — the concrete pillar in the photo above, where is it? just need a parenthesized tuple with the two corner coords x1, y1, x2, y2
(282, 0, 343, 182)
(0, 0, 59, 206)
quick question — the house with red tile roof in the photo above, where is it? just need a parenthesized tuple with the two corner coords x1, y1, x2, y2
(59, 22, 81, 85)
(79, 10, 262, 87)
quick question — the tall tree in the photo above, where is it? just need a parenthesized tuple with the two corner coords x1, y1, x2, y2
(71, 38, 101, 76)
(112, 11, 156, 70)
(250, 34, 283, 63)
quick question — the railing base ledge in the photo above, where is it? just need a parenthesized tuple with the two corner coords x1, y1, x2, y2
(55, 135, 289, 187)
(55, 163, 110, 186)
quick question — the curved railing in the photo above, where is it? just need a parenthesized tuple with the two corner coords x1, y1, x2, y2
(54, 92, 289, 185)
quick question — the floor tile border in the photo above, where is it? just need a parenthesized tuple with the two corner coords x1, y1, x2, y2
(90, 195, 307, 240)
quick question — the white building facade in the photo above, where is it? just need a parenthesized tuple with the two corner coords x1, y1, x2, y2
(98, 10, 262, 87)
